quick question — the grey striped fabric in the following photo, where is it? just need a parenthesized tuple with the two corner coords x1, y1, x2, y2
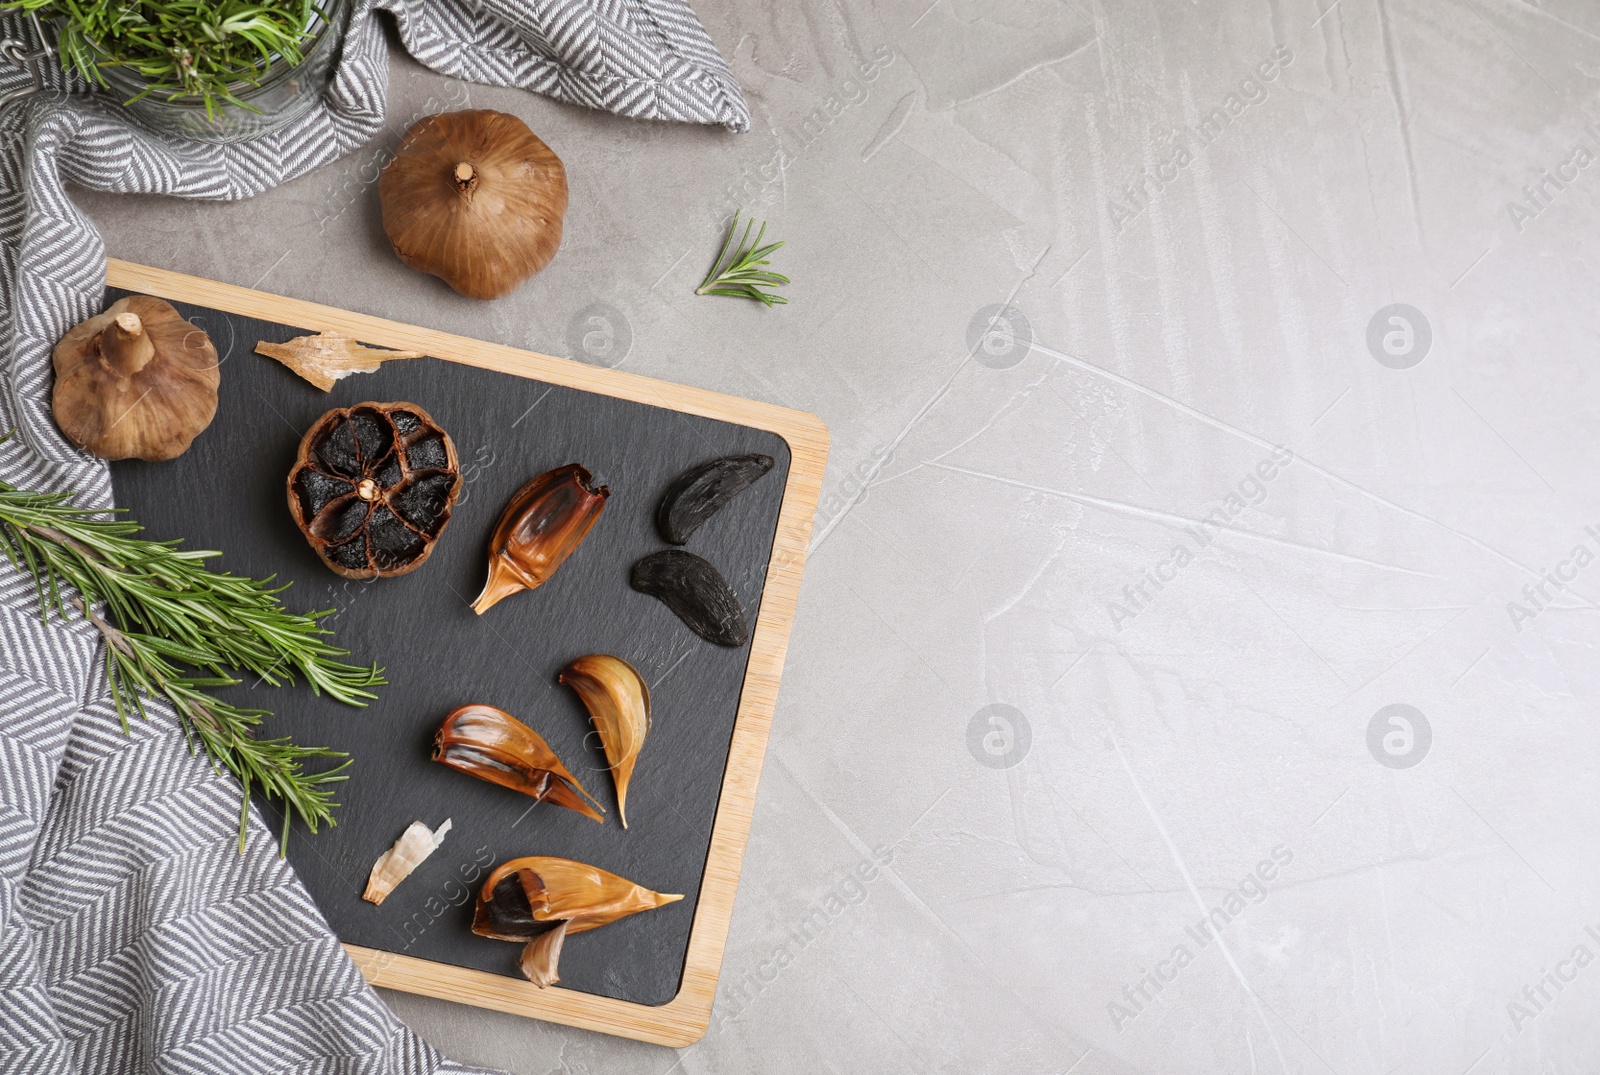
(0, 3, 744, 1072)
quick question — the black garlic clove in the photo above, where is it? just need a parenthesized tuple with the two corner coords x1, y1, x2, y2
(656, 453, 775, 545)
(473, 871, 546, 941)
(631, 550, 749, 647)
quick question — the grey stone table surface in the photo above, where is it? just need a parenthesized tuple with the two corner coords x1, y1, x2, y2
(73, 0, 1600, 1071)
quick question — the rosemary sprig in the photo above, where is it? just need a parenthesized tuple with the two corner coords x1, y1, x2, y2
(0, 474, 383, 853)
(0, 0, 325, 119)
(696, 211, 790, 307)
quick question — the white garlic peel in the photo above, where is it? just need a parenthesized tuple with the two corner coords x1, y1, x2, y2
(363, 818, 452, 905)
(255, 332, 424, 392)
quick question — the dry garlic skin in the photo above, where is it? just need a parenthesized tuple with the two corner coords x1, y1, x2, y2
(256, 332, 423, 392)
(379, 109, 568, 300)
(363, 819, 451, 905)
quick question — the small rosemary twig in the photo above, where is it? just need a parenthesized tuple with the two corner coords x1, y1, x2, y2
(696, 210, 790, 307)
(0, 471, 382, 853)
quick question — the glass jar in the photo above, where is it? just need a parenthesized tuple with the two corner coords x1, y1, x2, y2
(95, 0, 350, 145)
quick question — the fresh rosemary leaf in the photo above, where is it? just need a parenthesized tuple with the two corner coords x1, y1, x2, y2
(695, 211, 790, 307)
(0, 466, 382, 853)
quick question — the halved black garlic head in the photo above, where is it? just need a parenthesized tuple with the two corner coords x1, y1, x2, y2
(433, 704, 604, 822)
(631, 549, 749, 647)
(472, 856, 682, 987)
(288, 402, 461, 579)
(656, 453, 775, 545)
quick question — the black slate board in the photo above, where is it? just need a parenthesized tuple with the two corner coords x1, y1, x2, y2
(106, 289, 789, 1007)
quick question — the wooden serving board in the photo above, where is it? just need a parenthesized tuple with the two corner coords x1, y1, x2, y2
(104, 260, 827, 1047)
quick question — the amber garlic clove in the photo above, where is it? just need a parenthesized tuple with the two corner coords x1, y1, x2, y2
(559, 655, 650, 828)
(472, 465, 609, 615)
(433, 704, 604, 822)
(472, 856, 683, 988)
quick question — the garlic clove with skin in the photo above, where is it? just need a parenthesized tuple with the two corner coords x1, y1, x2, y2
(472, 856, 682, 987)
(559, 655, 650, 828)
(471, 464, 609, 615)
(433, 704, 605, 822)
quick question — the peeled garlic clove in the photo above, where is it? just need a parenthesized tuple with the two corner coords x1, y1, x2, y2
(472, 856, 682, 987)
(256, 333, 424, 392)
(433, 704, 604, 822)
(559, 655, 650, 828)
(472, 464, 609, 615)
(363, 818, 452, 904)
(656, 453, 775, 544)
(473, 870, 545, 942)
(631, 549, 749, 647)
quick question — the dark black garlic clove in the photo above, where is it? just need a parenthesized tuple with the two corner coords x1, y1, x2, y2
(473, 870, 546, 942)
(631, 550, 749, 647)
(656, 453, 774, 545)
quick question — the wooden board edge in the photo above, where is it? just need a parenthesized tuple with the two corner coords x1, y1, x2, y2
(346, 944, 708, 1048)
(105, 260, 830, 446)
(668, 390, 827, 1039)
(106, 261, 829, 1044)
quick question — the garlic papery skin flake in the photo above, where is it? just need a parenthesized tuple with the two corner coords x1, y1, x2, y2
(363, 818, 453, 905)
(256, 332, 424, 392)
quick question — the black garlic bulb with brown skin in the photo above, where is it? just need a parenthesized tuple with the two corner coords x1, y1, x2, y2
(379, 109, 568, 300)
(52, 295, 219, 461)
